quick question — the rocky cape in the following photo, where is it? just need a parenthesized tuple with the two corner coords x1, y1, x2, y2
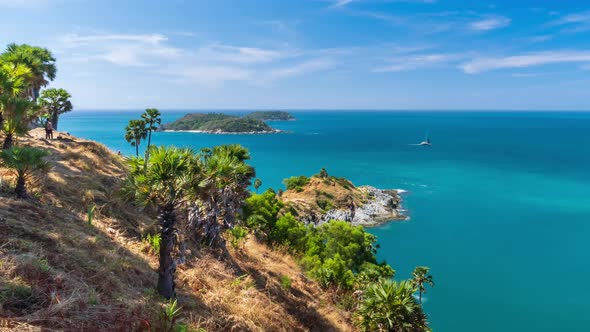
(280, 175, 406, 227)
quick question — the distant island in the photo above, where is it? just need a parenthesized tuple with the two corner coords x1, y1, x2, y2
(160, 111, 295, 134)
(246, 111, 295, 121)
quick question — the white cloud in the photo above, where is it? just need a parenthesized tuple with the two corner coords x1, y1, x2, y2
(57, 30, 345, 87)
(59, 33, 181, 66)
(195, 44, 288, 65)
(170, 65, 252, 85)
(555, 11, 590, 25)
(469, 16, 511, 31)
(375, 53, 464, 72)
(266, 59, 334, 80)
(552, 11, 590, 32)
(462, 51, 590, 73)
(331, 0, 354, 8)
(61, 33, 168, 46)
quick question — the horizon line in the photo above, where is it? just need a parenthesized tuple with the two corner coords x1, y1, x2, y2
(71, 108, 590, 112)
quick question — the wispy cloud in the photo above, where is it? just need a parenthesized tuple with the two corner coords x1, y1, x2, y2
(462, 51, 590, 73)
(375, 53, 464, 72)
(266, 59, 334, 80)
(326, 0, 436, 9)
(552, 11, 590, 32)
(469, 16, 511, 31)
(194, 44, 289, 65)
(60, 33, 181, 66)
(331, 0, 354, 8)
(59, 31, 343, 86)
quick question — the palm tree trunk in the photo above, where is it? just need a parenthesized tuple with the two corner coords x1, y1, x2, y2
(157, 203, 177, 299)
(52, 111, 59, 131)
(144, 130, 152, 171)
(15, 175, 27, 199)
(2, 134, 13, 150)
(419, 289, 422, 304)
(135, 142, 139, 157)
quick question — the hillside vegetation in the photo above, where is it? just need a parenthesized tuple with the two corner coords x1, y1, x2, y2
(246, 111, 294, 121)
(0, 129, 353, 331)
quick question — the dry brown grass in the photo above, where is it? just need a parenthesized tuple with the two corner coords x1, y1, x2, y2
(0, 129, 354, 331)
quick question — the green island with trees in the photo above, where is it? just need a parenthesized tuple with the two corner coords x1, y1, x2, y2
(159, 111, 295, 134)
(245, 111, 295, 121)
(0, 42, 434, 331)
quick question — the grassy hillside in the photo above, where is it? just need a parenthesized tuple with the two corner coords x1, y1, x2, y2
(0, 129, 353, 331)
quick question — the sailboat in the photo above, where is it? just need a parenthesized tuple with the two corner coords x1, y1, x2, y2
(418, 133, 431, 146)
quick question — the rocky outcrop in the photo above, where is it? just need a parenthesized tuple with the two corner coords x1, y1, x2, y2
(297, 186, 405, 226)
(280, 175, 406, 227)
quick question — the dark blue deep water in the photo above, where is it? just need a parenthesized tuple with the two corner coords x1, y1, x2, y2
(61, 111, 590, 331)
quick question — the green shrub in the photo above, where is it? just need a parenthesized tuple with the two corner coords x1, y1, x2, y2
(0, 280, 38, 311)
(87, 204, 96, 225)
(279, 275, 292, 289)
(316, 199, 333, 211)
(283, 176, 310, 191)
(159, 299, 184, 332)
(243, 189, 283, 237)
(143, 233, 161, 253)
(228, 225, 248, 249)
(300, 221, 385, 290)
(32, 258, 50, 274)
(355, 279, 428, 332)
(271, 213, 307, 252)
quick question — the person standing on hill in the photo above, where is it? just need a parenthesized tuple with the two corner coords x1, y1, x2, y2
(45, 120, 53, 139)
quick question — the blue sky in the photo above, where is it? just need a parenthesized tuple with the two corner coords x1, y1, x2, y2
(2, 0, 590, 110)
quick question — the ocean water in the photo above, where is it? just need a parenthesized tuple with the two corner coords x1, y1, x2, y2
(60, 111, 590, 331)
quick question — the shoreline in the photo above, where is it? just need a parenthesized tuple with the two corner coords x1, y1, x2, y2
(161, 129, 284, 135)
(351, 187, 409, 227)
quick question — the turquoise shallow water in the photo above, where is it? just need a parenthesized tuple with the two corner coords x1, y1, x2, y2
(60, 111, 590, 331)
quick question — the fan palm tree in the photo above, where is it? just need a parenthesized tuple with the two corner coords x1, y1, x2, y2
(187, 144, 255, 246)
(356, 279, 428, 332)
(0, 62, 32, 129)
(1, 43, 56, 101)
(1, 97, 38, 149)
(411, 266, 434, 304)
(0, 146, 50, 199)
(254, 178, 262, 193)
(38, 88, 72, 130)
(124, 146, 193, 299)
(140, 108, 161, 162)
(124, 119, 147, 156)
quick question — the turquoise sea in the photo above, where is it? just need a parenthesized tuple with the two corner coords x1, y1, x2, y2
(60, 111, 590, 331)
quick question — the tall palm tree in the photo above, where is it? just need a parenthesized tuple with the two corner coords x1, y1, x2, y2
(187, 144, 255, 246)
(411, 266, 434, 304)
(0, 62, 32, 129)
(1, 97, 38, 149)
(124, 146, 193, 299)
(0, 146, 50, 199)
(124, 119, 147, 157)
(38, 88, 72, 130)
(140, 108, 161, 162)
(356, 279, 428, 332)
(1, 43, 56, 101)
(254, 178, 262, 193)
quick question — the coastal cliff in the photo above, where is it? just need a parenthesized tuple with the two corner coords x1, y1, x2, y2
(280, 172, 406, 227)
(0, 129, 353, 331)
